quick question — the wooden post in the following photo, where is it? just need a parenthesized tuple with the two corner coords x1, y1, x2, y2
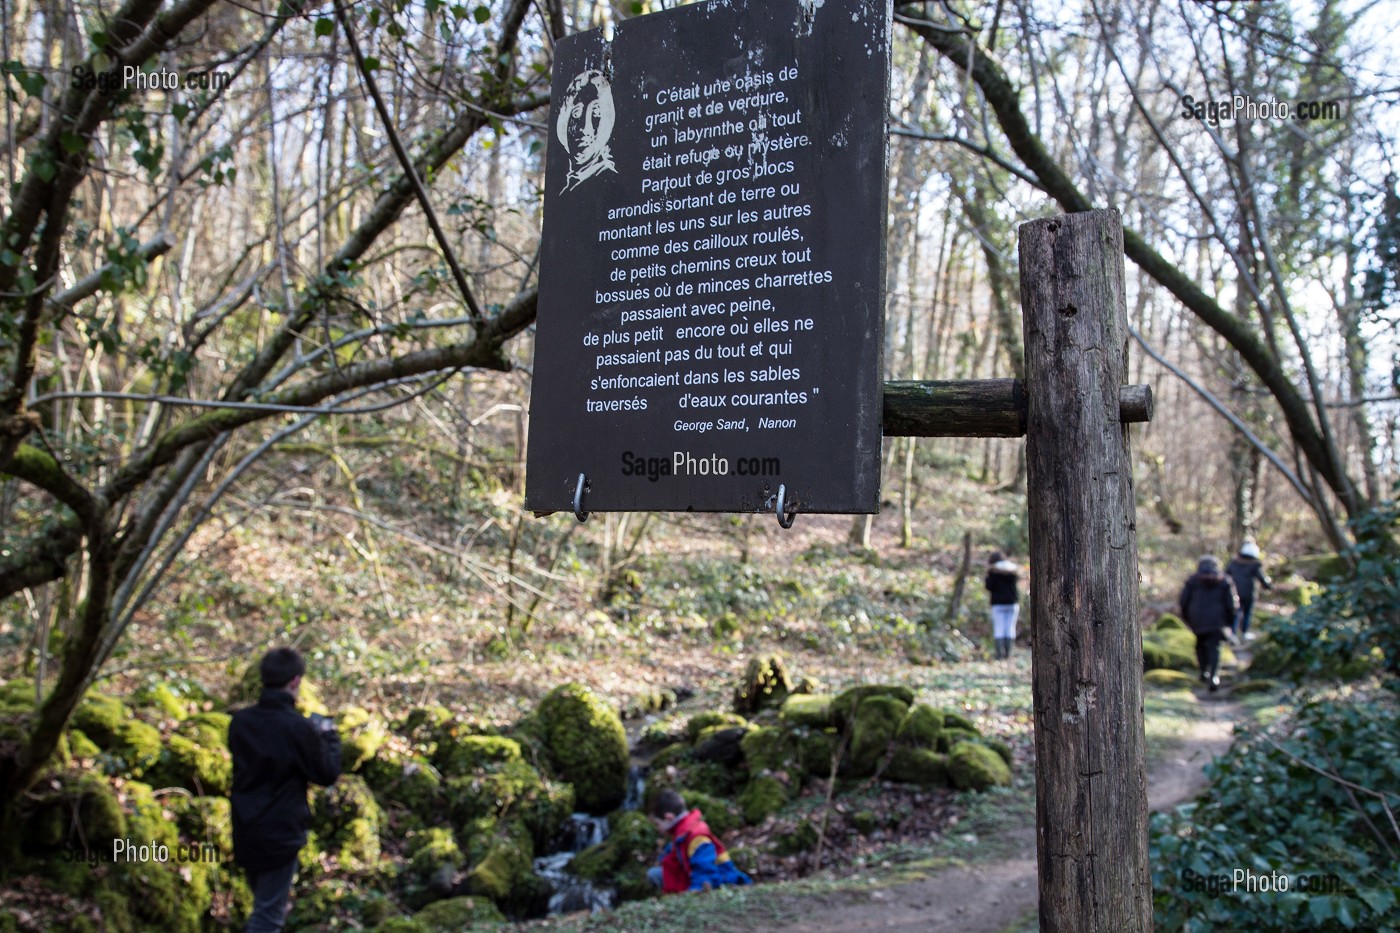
(1018, 209, 1150, 931)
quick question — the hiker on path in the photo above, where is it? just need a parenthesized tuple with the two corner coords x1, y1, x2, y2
(647, 788, 752, 893)
(1226, 541, 1272, 641)
(984, 551, 1021, 660)
(1179, 557, 1238, 692)
(230, 648, 342, 932)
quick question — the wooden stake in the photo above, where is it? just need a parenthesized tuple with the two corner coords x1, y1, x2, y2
(1018, 209, 1150, 931)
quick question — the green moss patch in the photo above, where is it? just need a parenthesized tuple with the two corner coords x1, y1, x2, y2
(778, 694, 834, 728)
(949, 742, 1012, 791)
(531, 683, 628, 814)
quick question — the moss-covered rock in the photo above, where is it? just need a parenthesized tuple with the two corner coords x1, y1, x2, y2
(67, 728, 101, 759)
(680, 790, 743, 837)
(949, 742, 1012, 791)
(847, 696, 907, 777)
(72, 693, 129, 748)
(1143, 629, 1198, 672)
(22, 770, 127, 854)
(170, 794, 233, 857)
(399, 705, 455, 746)
(895, 704, 945, 749)
(885, 747, 950, 785)
(733, 654, 794, 714)
(738, 775, 787, 824)
(796, 728, 839, 779)
(849, 810, 881, 835)
(147, 728, 232, 796)
(779, 694, 834, 728)
(131, 682, 189, 721)
(740, 726, 801, 776)
(433, 734, 521, 777)
(684, 711, 749, 742)
(376, 919, 430, 933)
(832, 685, 914, 729)
(1154, 613, 1188, 632)
(411, 895, 505, 929)
(363, 753, 444, 825)
(1231, 678, 1280, 695)
(1143, 669, 1197, 689)
(462, 820, 542, 916)
(531, 683, 628, 814)
(444, 758, 572, 855)
(336, 706, 389, 773)
(98, 719, 163, 778)
(570, 810, 657, 902)
(649, 742, 692, 770)
(936, 727, 981, 753)
(312, 774, 384, 870)
(678, 759, 738, 798)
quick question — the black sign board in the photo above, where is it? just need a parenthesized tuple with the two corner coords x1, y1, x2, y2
(525, 0, 891, 515)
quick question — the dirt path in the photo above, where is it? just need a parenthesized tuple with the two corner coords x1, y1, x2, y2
(772, 697, 1242, 933)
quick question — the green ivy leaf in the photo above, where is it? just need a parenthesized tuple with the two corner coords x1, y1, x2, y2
(34, 158, 57, 182)
(315, 17, 335, 36)
(473, 4, 490, 23)
(60, 131, 84, 154)
(362, 56, 380, 71)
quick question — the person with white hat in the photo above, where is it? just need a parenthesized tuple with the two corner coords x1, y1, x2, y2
(1226, 540, 1273, 642)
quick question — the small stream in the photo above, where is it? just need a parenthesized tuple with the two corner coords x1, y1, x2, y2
(531, 765, 648, 915)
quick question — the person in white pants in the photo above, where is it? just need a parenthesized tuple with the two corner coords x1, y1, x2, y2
(984, 551, 1022, 660)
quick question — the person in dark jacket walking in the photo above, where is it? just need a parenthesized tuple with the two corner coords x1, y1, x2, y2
(984, 551, 1021, 660)
(1226, 540, 1272, 641)
(230, 648, 341, 932)
(1179, 557, 1237, 691)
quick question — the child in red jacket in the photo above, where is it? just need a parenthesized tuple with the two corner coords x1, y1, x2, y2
(647, 789, 752, 893)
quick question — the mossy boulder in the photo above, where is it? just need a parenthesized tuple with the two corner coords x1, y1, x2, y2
(685, 711, 749, 742)
(1154, 613, 1188, 632)
(462, 820, 542, 915)
(677, 759, 738, 798)
(949, 742, 1012, 791)
(680, 790, 743, 836)
(132, 683, 189, 721)
(72, 693, 129, 748)
(433, 734, 521, 777)
(98, 719, 163, 778)
(885, 748, 950, 785)
(67, 728, 101, 759)
(1143, 669, 1197, 689)
(399, 705, 455, 747)
(779, 694, 834, 728)
(1143, 628, 1198, 672)
(847, 696, 907, 777)
(364, 753, 445, 826)
(832, 685, 914, 729)
(570, 810, 658, 902)
(733, 654, 794, 714)
(937, 727, 982, 753)
(649, 742, 692, 770)
(796, 729, 839, 779)
(739, 774, 788, 824)
(337, 706, 389, 773)
(895, 704, 945, 749)
(409, 896, 505, 930)
(147, 715, 233, 795)
(22, 770, 127, 854)
(531, 683, 628, 814)
(740, 726, 801, 776)
(444, 758, 572, 854)
(312, 774, 384, 870)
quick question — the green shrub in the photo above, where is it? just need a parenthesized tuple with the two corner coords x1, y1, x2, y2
(1150, 693, 1400, 931)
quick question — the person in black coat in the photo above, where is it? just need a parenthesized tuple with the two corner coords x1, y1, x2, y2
(1225, 540, 1272, 641)
(1179, 556, 1238, 691)
(230, 648, 342, 932)
(984, 551, 1021, 660)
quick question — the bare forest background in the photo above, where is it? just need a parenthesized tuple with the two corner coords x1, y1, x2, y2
(1, 0, 1398, 836)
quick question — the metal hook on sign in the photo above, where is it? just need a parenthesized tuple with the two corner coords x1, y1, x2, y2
(774, 483, 797, 529)
(573, 473, 590, 523)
